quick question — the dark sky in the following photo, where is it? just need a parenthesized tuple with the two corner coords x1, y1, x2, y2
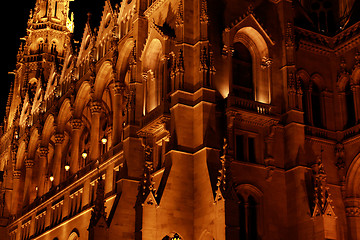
(1, 0, 105, 122)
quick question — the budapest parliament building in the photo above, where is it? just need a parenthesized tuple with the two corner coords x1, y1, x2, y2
(2, 0, 360, 239)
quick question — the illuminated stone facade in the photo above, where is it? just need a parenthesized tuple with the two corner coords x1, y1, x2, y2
(1, 0, 360, 239)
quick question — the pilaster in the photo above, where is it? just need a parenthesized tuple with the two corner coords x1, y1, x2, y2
(90, 100, 102, 161)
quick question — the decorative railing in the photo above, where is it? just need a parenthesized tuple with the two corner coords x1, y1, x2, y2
(304, 126, 337, 140)
(227, 96, 274, 115)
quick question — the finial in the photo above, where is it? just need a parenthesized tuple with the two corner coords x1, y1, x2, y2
(87, 12, 92, 23)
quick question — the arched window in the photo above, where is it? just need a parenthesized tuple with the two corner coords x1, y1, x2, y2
(238, 193, 258, 240)
(345, 82, 355, 127)
(39, 40, 44, 54)
(301, 78, 324, 128)
(232, 42, 254, 100)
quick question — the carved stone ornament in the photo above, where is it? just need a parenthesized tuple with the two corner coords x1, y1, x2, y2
(261, 56, 272, 69)
(346, 206, 360, 217)
(70, 119, 83, 130)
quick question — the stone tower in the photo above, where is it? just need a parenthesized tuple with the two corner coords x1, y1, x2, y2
(1, 0, 360, 239)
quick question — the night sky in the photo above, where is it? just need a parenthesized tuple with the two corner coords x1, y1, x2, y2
(1, 0, 106, 122)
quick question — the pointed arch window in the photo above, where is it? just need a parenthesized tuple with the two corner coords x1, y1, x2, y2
(238, 193, 259, 240)
(232, 42, 254, 100)
(302, 80, 324, 128)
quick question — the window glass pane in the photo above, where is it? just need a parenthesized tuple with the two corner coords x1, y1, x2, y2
(248, 137, 256, 163)
(248, 195, 257, 239)
(232, 42, 254, 100)
(238, 194, 246, 239)
(345, 83, 355, 127)
(236, 135, 245, 161)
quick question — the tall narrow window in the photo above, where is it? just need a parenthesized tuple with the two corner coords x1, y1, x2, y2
(232, 42, 254, 100)
(238, 194, 259, 240)
(311, 83, 322, 127)
(248, 195, 258, 239)
(236, 134, 256, 163)
(345, 82, 355, 127)
(236, 135, 245, 161)
(248, 137, 256, 163)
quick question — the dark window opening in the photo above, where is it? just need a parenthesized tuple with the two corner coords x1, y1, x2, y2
(345, 83, 355, 127)
(311, 83, 322, 128)
(236, 135, 245, 161)
(232, 42, 254, 100)
(236, 134, 257, 163)
(248, 137, 256, 163)
(238, 194, 259, 240)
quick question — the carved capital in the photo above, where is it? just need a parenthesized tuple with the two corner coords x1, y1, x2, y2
(38, 147, 49, 157)
(25, 159, 34, 168)
(90, 101, 102, 114)
(70, 119, 83, 130)
(113, 81, 125, 95)
(346, 206, 360, 217)
(13, 170, 21, 179)
(54, 133, 65, 144)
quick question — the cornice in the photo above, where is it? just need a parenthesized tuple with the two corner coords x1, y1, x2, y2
(295, 21, 360, 56)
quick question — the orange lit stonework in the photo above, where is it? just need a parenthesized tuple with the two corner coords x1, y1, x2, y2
(1, 0, 360, 239)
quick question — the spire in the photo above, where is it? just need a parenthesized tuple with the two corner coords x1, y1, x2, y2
(30, 0, 74, 31)
(89, 175, 107, 226)
(136, 136, 157, 205)
(311, 151, 335, 218)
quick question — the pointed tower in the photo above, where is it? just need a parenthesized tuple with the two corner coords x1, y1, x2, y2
(16, 0, 75, 96)
(24, 0, 74, 57)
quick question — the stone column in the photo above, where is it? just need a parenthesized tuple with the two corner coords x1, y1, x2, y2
(112, 82, 125, 145)
(70, 119, 83, 175)
(53, 133, 65, 186)
(90, 101, 102, 161)
(38, 147, 48, 196)
(11, 170, 22, 215)
(23, 159, 34, 205)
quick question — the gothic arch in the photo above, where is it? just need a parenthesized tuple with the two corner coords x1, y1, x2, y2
(16, 140, 27, 170)
(57, 98, 72, 133)
(351, 67, 360, 85)
(74, 81, 92, 118)
(41, 114, 55, 145)
(117, 39, 135, 83)
(236, 183, 263, 202)
(28, 128, 40, 159)
(142, 38, 163, 71)
(338, 74, 350, 92)
(346, 153, 360, 198)
(310, 73, 326, 91)
(296, 69, 310, 82)
(93, 61, 114, 100)
(141, 38, 164, 113)
(235, 184, 264, 239)
(233, 26, 271, 104)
